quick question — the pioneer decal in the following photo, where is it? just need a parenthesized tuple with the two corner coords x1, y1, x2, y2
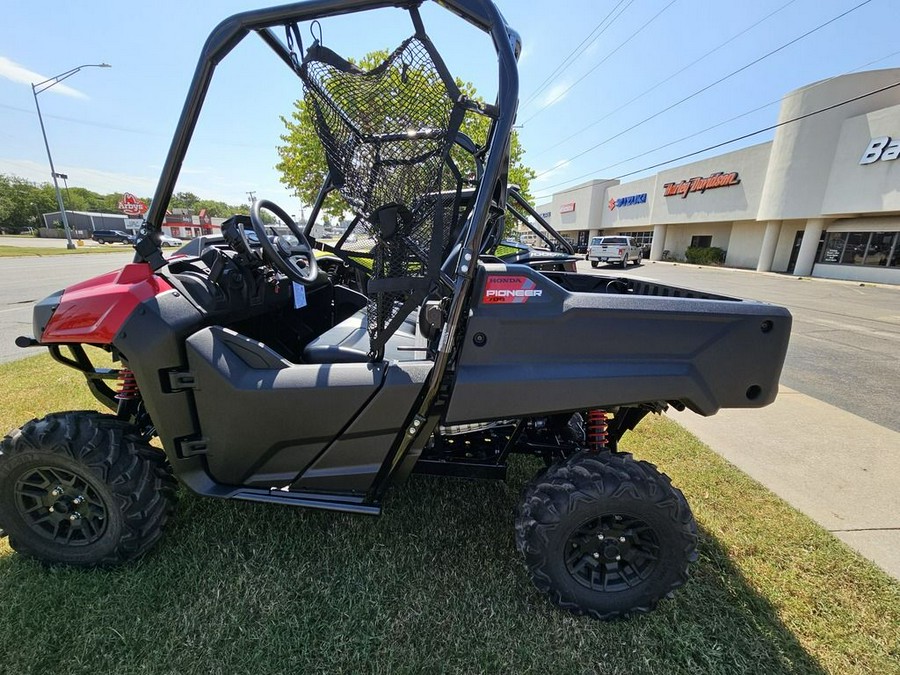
(483, 275, 543, 304)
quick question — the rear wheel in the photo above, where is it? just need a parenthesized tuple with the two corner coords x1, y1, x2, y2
(0, 411, 176, 566)
(515, 451, 697, 620)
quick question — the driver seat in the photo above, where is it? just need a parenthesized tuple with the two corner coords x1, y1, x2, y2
(303, 310, 422, 364)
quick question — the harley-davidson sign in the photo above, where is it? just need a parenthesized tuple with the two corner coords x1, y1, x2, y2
(663, 172, 740, 198)
(117, 193, 148, 216)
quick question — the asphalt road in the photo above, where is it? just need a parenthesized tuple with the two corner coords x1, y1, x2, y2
(1, 251, 897, 432)
(0, 251, 134, 363)
(578, 259, 900, 433)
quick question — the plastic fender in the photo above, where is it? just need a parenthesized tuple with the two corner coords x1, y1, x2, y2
(40, 263, 172, 345)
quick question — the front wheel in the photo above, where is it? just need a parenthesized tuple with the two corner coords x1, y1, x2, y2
(515, 451, 697, 620)
(621, 255, 628, 269)
(590, 260, 599, 269)
(0, 411, 177, 566)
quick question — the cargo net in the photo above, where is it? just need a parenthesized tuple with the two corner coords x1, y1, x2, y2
(300, 34, 466, 359)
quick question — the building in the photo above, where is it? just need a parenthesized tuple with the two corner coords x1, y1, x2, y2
(535, 68, 900, 284)
(41, 210, 129, 237)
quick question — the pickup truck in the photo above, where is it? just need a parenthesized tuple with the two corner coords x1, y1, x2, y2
(587, 235, 642, 268)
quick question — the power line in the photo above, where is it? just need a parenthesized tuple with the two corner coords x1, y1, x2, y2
(530, 0, 875, 181)
(521, 0, 680, 125)
(537, 47, 900, 192)
(533, 77, 900, 199)
(533, 48, 900, 199)
(529, 0, 798, 159)
(521, 0, 634, 108)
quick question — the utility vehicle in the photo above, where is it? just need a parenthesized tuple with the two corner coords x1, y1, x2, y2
(0, 0, 791, 620)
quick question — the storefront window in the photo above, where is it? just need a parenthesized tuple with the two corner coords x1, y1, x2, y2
(839, 232, 868, 264)
(617, 231, 653, 247)
(890, 241, 900, 268)
(690, 235, 712, 248)
(820, 231, 899, 267)
(865, 232, 896, 266)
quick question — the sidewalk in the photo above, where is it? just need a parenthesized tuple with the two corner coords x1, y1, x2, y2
(0, 235, 103, 248)
(669, 385, 900, 580)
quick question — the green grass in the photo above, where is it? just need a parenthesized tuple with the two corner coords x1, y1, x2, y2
(0, 354, 898, 674)
(0, 245, 127, 257)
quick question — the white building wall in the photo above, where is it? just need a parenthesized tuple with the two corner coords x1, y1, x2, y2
(662, 222, 733, 257)
(650, 143, 771, 225)
(602, 176, 656, 229)
(759, 68, 900, 221)
(822, 102, 900, 215)
(534, 68, 900, 284)
(726, 221, 766, 269)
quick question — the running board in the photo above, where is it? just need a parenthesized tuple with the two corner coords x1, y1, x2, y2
(231, 488, 381, 515)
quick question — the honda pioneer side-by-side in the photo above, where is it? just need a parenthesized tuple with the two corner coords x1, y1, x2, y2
(0, 0, 790, 620)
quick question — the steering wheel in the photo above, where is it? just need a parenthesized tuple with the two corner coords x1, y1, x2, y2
(249, 199, 320, 285)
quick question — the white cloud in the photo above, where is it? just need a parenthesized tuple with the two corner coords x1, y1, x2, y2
(539, 81, 571, 109)
(0, 157, 155, 194)
(583, 39, 601, 58)
(533, 159, 570, 184)
(0, 157, 297, 208)
(0, 57, 87, 99)
(517, 44, 532, 66)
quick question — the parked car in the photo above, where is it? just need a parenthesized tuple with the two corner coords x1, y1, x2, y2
(159, 234, 184, 247)
(91, 230, 134, 244)
(587, 235, 642, 268)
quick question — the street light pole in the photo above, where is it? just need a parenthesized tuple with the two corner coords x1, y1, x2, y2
(31, 63, 111, 250)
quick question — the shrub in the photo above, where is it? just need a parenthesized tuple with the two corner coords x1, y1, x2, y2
(685, 246, 726, 265)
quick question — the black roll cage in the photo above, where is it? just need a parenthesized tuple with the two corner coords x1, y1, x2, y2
(132, 0, 523, 481)
(136, 0, 521, 272)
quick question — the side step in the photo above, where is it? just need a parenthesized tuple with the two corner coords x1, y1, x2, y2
(231, 488, 381, 516)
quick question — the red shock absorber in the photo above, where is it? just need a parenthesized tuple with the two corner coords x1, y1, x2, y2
(586, 409, 608, 451)
(115, 369, 140, 400)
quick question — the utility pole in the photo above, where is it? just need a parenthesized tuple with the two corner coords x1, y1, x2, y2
(246, 191, 257, 205)
(32, 63, 111, 249)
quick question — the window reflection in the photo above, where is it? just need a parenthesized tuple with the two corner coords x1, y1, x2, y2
(820, 230, 898, 267)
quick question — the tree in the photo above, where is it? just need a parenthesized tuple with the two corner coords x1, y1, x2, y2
(276, 50, 535, 227)
(0, 174, 57, 233)
(0, 173, 260, 232)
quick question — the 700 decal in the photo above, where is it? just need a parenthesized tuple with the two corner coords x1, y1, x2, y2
(482, 275, 544, 304)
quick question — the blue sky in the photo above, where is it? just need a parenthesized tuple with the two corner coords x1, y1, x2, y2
(1, 0, 898, 213)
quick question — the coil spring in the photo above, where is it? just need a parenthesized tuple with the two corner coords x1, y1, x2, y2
(115, 369, 140, 400)
(586, 409, 608, 451)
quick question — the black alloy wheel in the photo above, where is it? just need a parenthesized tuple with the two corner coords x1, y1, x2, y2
(0, 411, 176, 566)
(564, 513, 661, 593)
(14, 465, 108, 547)
(516, 451, 697, 620)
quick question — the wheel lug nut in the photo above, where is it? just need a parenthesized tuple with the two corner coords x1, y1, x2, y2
(615, 555, 621, 561)
(69, 513, 81, 522)
(593, 552, 600, 559)
(51, 487, 63, 497)
(72, 496, 85, 506)
(619, 536, 626, 543)
(48, 506, 54, 512)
